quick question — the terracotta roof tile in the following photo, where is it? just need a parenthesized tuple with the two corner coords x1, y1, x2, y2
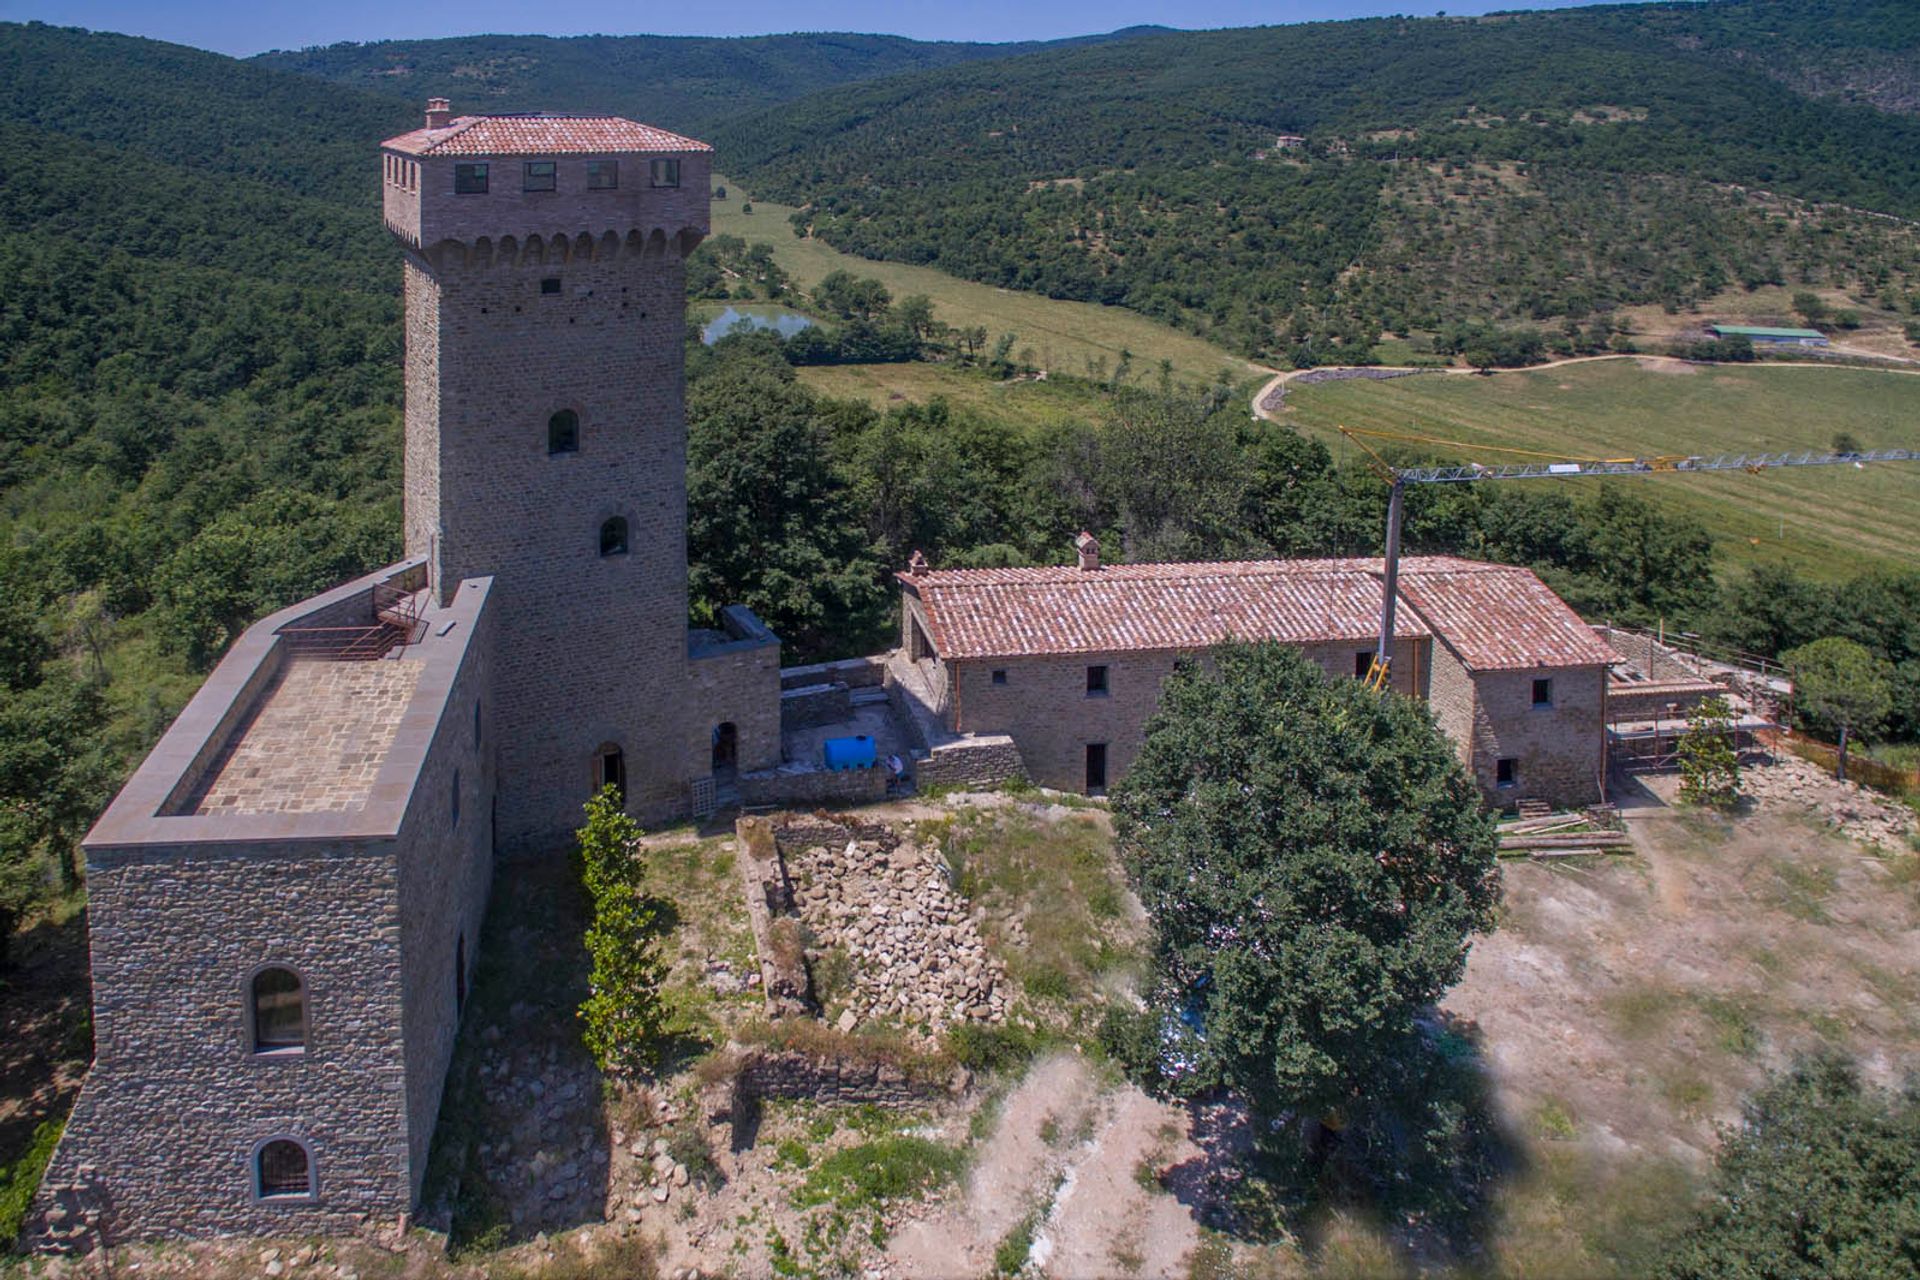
(901, 559, 1425, 659)
(902, 556, 1617, 671)
(383, 115, 710, 157)
(1392, 564, 1621, 671)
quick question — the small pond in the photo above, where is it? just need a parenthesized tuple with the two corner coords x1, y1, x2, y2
(701, 306, 815, 344)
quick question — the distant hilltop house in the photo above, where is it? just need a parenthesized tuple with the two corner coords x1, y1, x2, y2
(1274, 133, 1307, 149)
(1708, 323, 1829, 347)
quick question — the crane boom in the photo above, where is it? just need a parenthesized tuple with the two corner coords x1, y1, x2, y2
(1394, 447, 1920, 484)
(1335, 426, 1920, 684)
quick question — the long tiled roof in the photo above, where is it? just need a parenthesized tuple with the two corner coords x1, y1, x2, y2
(901, 559, 1425, 659)
(901, 555, 1619, 670)
(1392, 562, 1620, 671)
(383, 115, 711, 157)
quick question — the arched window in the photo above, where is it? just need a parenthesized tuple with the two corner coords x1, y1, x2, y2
(451, 768, 462, 827)
(254, 1138, 314, 1201)
(597, 745, 626, 803)
(548, 409, 579, 455)
(599, 517, 628, 558)
(250, 967, 305, 1055)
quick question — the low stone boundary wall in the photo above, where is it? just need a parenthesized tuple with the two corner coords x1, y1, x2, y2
(1262, 365, 1438, 412)
(740, 764, 889, 810)
(699, 1044, 957, 1133)
(1607, 684, 1716, 724)
(780, 681, 851, 732)
(734, 817, 811, 1018)
(918, 735, 1027, 791)
(779, 656, 886, 692)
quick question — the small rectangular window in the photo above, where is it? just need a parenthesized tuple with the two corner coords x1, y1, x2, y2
(541, 277, 562, 295)
(1086, 743, 1108, 793)
(650, 157, 681, 188)
(523, 160, 556, 192)
(991, 669, 1008, 686)
(1532, 677, 1554, 708)
(587, 159, 619, 190)
(454, 162, 489, 194)
(1496, 757, 1517, 788)
(1355, 650, 1373, 679)
(1086, 665, 1109, 696)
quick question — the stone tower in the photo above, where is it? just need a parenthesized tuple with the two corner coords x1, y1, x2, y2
(382, 102, 773, 846)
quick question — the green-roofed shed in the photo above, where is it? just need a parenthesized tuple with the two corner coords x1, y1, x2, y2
(1707, 324, 1829, 346)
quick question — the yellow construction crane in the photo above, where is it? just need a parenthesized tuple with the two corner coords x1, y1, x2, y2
(1338, 426, 1920, 687)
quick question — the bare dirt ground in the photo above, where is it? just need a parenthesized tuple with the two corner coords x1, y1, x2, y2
(890, 1053, 1207, 1280)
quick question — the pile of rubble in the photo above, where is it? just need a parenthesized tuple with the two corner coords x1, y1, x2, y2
(786, 833, 1008, 1035)
(1742, 755, 1918, 850)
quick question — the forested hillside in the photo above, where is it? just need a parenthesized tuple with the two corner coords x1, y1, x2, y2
(711, 0, 1920, 359)
(250, 29, 1148, 136)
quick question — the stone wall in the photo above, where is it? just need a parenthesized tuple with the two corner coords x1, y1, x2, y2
(393, 593, 496, 1200)
(1606, 682, 1716, 724)
(1467, 665, 1609, 810)
(406, 216, 703, 845)
(688, 606, 783, 777)
(940, 638, 1426, 793)
(780, 656, 886, 692)
(733, 818, 811, 1018)
(35, 840, 414, 1245)
(916, 736, 1026, 791)
(779, 682, 850, 732)
(738, 763, 890, 810)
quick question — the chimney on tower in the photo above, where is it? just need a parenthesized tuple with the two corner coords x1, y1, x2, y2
(425, 98, 453, 129)
(1075, 531, 1101, 572)
(907, 549, 929, 577)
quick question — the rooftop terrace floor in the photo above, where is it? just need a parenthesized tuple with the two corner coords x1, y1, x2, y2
(190, 658, 423, 816)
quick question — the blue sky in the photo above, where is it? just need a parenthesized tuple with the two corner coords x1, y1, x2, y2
(2, 0, 1634, 57)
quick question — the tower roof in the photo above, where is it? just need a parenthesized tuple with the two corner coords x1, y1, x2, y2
(383, 113, 711, 157)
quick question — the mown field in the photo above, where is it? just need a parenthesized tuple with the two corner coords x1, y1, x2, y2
(709, 177, 1264, 386)
(1281, 357, 1920, 578)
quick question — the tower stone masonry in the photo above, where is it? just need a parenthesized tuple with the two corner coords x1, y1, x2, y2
(382, 105, 778, 845)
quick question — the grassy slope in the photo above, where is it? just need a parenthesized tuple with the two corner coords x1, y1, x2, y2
(710, 179, 1263, 385)
(1282, 358, 1920, 578)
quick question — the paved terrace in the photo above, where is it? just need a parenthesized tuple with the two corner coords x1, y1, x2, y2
(188, 659, 424, 816)
(85, 559, 492, 853)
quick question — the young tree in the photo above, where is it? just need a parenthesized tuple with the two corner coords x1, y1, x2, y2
(1792, 290, 1829, 328)
(1676, 695, 1741, 810)
(575, 785, 667, 1078)
(1784, 637, 1893, 781)
(1657, 1054, 1920, 1280)
(1111, 644, 1500, 1117)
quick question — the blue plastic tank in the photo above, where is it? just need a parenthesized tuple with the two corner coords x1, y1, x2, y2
(823, 735, 877, 771)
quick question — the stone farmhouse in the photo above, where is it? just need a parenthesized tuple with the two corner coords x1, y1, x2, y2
(893, 538, 1621, 808)
(31, 96, 1643, 1251)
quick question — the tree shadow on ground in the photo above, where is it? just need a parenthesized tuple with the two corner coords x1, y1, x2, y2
(425, 852, 612, 1255)
(1166, 1011, 1523, 1275)
(0, 909, 91, 1179)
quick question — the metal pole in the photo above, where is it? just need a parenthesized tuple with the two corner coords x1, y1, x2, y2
(1375, 478, 1405, 672)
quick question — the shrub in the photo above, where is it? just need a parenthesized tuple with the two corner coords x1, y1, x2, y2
(794, 1136, 965, 1210)
(946, 1022, 1041, 1075)
(575, 786, 668, 1077)
(1677, 695, 1741, 810)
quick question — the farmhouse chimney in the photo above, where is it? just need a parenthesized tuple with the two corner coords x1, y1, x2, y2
(425, 98, 453, 129)
(908, 549, 929, 577)
(1075, 531, 1100, 572)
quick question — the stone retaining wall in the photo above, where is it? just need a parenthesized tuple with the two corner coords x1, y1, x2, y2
(739, 763, 890, 810)
(780, 656, 886, 692)
(916, 736, 1027, 791)
(780, 682, 851, 732)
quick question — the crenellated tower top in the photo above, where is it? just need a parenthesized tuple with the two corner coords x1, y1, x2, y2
(379, 99, 711, 262)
